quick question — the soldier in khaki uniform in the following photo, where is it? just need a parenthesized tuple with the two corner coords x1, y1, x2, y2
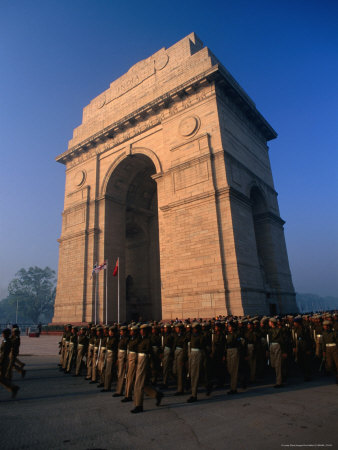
(210, 321, 226, 388)
(150, 325, 161, 385)
(161, 323, 174, 388)
(130, 324, 163, 413)
(65, 326, 78, 374)
(226, 321, 241, 394)
(322, 320, 338, 384)
(85, 326, 96, 380)
(6, 327, 25, 379)
(244, 321, 258, 383)
(113, 325, 129, 397)
(172, 323, 188, 395)
(0, 328, 19, 398)
(90, 327, 103, 383)
(58, 324, 67, 368)
(292, 316, 313, 381)
(122, 325, 140, 402)
(96, 326, 109, 388)
(187, 322, 205, 402)
(73, 327, 88, 377)
(102, 326, 118, 392)
(61, 324, 72, 371)
(267, 318, 287, 388)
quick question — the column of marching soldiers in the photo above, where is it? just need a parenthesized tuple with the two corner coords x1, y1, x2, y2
(58, 313, 338, 413)
(0, 326, 25, 398)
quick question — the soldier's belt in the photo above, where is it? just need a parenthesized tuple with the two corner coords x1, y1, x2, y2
(270, 342, 279, 346)
(247, 344, 254, 349)
(128, 351, 136, 355)
(118, 349, 126, 353)
(152, 346, 159, 352)
(94, 346, 99, 349)
(78, 344, 84, 347)
(326, 343, 337, 347)
(164, 346, 171, 351)
(191, 348, 200, 352)
(101, 347, 106, 350)
(175, 347, 183, 350)
(138, 353, 148, 357)
(107, 349, 113, 353)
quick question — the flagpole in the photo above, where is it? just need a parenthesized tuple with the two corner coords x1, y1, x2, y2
(117, 257, 120, 324)
(95, 261, 98, 324)
(105, 260, 108, 325)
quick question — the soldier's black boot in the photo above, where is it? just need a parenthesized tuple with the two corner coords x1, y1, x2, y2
(121, 397, 132, 402)
(11, 386, 19, 399)
(112, 392, 122, 397)
(97, 383, 104, 388)
(187, 396, 197, 403)
(156, 391, 164, 406)
(227, 390, 238, 395)
(131, 406, 143, 413)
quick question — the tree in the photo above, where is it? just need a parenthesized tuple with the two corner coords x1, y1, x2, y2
(8, 266, 56, 324)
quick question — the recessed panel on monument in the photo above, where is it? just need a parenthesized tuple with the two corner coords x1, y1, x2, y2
(52, 32, 297, 324)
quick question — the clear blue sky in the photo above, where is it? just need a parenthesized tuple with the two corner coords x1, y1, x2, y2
(0, 0, 337, 298)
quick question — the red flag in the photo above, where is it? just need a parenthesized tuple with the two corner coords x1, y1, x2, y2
(113, 258, 119, 277)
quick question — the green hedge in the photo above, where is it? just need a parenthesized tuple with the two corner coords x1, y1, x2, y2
(42, 324, 64, 331)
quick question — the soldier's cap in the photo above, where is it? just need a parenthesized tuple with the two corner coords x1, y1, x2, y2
(293, 315, 302, 323)
(163, 323, 171, 328)
(323, 320, 331, 326)
(120, 325, 128, 331)
(72, 326, 79, 331)
(66, 324, 72, 328)
(96, 326, 103, 331)
(80, 326, 86, 330)
(103, 325, 109, 330)
(175, 322, 184, 328)
(2, 328, 11, 336)
(109, 325, 117, 331)
(269, 318, 277, 324)
(253, 319, 259, 324)
(88, 323, 93, 327)
(140, 323, 150, 329)
(192, 322, 200, 328)
(131, 325, 139, 331)
(91, 326, 96, 331)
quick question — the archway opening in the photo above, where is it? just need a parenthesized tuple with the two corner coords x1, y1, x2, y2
(250, 186, 277, 309)
(105, 154, 161, 322)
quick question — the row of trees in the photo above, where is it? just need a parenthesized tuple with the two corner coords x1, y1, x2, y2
(0, 266, 56, 324)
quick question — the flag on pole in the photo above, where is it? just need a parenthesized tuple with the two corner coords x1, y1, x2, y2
(113, 258, 119, 277)
(97, 261, 107, 271)
(90, 263, 98, 279)
(90, 261, 107, 279)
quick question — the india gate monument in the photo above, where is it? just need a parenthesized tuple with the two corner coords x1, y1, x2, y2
(52, 33, 297, 324)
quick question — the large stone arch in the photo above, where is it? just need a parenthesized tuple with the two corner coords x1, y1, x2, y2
(101, 146, 162, 197)
(103, 152, 162, 322)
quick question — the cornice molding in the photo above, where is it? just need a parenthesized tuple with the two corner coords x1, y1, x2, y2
(56, 63, 277, 167)
(57, 227, 101, 243)
(56, 68, 217, 166)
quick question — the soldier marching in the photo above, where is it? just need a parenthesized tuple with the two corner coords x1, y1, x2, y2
(55, 311, 338, 412)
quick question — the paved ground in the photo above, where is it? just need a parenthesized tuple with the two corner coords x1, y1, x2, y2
(1, 337, 338, 450)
